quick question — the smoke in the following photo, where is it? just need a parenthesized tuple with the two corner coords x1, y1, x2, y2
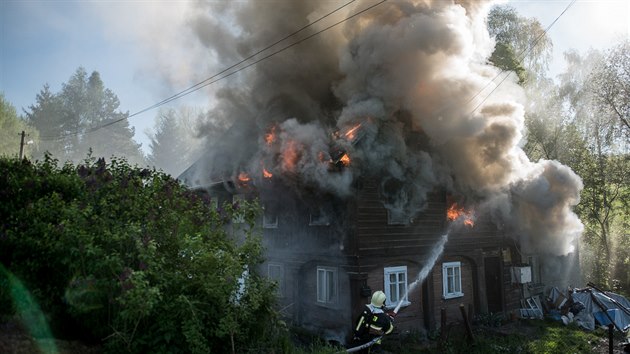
(183, 0, 582, 256)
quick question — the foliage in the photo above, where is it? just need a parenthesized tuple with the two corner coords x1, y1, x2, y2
(488, 43, 526, 84)
(0, 155, 284, 353)
(0, 93, 38, 158)
(24, 68, 145, 165)
(487, 4, 553, 82)
(590, 40, 630, 135)
(557, 46, 630, 289)
(146, 107, 205, 178)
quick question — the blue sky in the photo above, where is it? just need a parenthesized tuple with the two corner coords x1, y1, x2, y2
(1, 0, 628, 154)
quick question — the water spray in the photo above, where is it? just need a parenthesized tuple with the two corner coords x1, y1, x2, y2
(393, 232, 449, 314)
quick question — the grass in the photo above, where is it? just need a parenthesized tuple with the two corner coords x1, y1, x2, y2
(376, 318, 626, 354)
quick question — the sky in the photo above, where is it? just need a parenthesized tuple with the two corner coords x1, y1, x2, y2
(1, 0, 628, 155)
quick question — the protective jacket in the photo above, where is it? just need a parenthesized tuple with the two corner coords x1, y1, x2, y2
(353, 304, 394, 345)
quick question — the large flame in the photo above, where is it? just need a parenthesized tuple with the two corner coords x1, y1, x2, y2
(281, 140, 299, 172)
(447, 202, 475, 227)
(265, 126, 277, 146)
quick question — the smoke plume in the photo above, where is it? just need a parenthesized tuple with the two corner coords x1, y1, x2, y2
(186, 0, 583, 256)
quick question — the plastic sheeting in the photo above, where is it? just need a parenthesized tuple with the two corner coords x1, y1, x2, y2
(556, 287, 630, 332)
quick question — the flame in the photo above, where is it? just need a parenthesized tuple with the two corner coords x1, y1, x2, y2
(265, 126, 276, 146)
(238, 172, 251, 182)
(281, 140, 299, 172)
(339, 153, 351, 166)
(343, 123, 362, 141)
(263, 168, 273, 179)
(447, 202, 475, 227)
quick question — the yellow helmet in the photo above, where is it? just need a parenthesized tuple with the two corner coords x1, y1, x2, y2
(371, 290, 387, 308)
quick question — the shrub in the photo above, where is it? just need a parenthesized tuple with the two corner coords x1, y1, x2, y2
(0, 155, 281, 353)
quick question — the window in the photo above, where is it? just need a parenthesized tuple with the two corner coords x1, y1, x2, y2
(316, 266, 337, 304)
(442, 262, 463, 299)
(309, 212, 330, 226)
(387, 210, 409, 225)
(232, 195, 245, 224)
(384, 266, 409, 308)
(263, 205, 278, 228)
(268, 263, 284, 297)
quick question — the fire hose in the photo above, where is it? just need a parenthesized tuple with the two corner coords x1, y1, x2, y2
(344, 305, 401, 352)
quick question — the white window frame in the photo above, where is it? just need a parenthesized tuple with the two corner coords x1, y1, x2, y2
(316, 266, 337, 304)
(442, 261, 464, 299)
(267, 263, 284, 297)
(384, 266, 410, 308)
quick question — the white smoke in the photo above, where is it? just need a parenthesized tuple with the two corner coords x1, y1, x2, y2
(180, 0, 582, 256)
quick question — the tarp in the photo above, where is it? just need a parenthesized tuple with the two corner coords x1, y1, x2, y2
(548, 286, 630, 332)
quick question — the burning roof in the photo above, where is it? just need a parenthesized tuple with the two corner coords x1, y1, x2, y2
(181, 0, 583, 256)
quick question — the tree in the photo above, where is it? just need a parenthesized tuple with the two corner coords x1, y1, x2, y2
(559, 49, 630, 289)
(147, 107, 204, 177)
(487, 5, 553, 82)
(25, 68, 145, 165)
(0, 94, 38, 158)
(589, 40, 630, 136)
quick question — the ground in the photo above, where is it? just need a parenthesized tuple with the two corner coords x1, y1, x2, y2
(1, 317, 629, 353)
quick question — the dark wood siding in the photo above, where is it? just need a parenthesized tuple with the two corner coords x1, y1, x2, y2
(355, 178, 446, 258)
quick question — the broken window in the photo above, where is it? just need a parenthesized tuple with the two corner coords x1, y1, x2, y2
(309, 209, 331, 226)
(232, 195, 245, 224)
(268, 263, 284, 297)
(442, 262, 463, 299)
(387, 209, 409, 225)
(263, 204, 278, 228)
(384, 266, 409, 308)
(316, 266, 337, 304)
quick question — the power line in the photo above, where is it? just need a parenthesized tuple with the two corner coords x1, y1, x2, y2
(39, 0, 387, 141)
(466, 0, 576, 115)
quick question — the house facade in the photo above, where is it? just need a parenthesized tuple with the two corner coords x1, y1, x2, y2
(177, 160, 559, 344)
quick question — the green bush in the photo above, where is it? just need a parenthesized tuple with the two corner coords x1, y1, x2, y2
(0, 155, 282, 353)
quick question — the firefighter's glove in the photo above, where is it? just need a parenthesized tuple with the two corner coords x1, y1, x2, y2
(386, 311, 396, 321)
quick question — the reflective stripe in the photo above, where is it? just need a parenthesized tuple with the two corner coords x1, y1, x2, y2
(384, 323, 394, 335)
(370, 324, 383, 331)
(355, 317, 365, 332)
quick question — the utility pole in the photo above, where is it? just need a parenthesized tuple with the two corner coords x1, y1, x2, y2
(19, 131, 26, 159)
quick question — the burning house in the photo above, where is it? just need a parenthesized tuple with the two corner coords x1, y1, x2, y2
(177, 0, 583, 344)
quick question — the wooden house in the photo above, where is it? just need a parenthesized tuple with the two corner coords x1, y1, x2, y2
(177, 123, 579, 344)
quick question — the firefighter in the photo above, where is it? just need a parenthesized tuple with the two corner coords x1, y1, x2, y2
(351, 290, 394, 353)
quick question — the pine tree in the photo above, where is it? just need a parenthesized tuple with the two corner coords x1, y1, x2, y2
(147, 108, 202, 177)
(25, 68, 145, 165)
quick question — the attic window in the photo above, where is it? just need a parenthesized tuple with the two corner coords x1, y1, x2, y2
(442, 262, 463, 299)
(387, 210, 409, 225)
(309, 211, 330, 226)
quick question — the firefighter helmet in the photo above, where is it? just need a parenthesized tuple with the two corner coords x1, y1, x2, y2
(371, 290, 387, 308)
